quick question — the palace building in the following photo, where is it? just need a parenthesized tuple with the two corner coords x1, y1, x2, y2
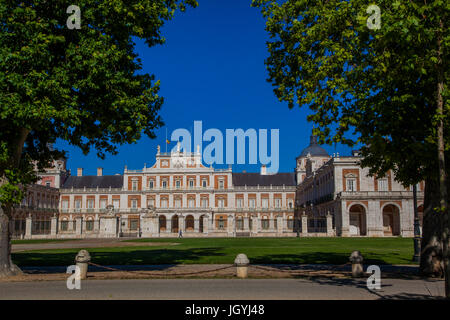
(10, 136, 424, 239)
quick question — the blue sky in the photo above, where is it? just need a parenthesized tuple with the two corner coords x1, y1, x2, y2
(56, 0, 354, 176)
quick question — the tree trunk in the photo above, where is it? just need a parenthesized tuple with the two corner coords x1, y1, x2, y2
(420, 177, 445, 277)
(0, 205, 22, 277)
(435, 17, 449, 298)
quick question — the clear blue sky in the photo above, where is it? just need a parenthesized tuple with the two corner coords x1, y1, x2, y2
(56, 0, 354, 176)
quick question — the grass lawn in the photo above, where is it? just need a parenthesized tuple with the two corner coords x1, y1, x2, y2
(11, 237, 416, 267)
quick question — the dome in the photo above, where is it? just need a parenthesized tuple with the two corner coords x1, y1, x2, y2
(299, 135, 329, 157)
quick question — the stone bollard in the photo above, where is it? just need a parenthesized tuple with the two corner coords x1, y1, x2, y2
(349, 250, 364, 278)
(75, 250, 91, 280)
(234, 253, 250, 279)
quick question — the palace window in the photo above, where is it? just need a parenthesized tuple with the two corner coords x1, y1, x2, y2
(189, 179, 195, 188)
(46, 182, 51, 187)
(61, 220, 68, 231)
(131, 180, 138, 191)
(131, 199, 138, 209)
(287, 216, 294, 230)
(218, 179, 224, 189)
(275, 199, 281, 208)
(218, 217, 225, 230)
(261, 217, 269, 230)
(149, 180, 154, 189)
(218, 199, 225, 208)
(249, 199, 256, 208)
(87, 199, 94, 209)
(202, 179, 208, 188)
(113, 199, 120, 210)
(147, 199, 155, 208)
(378, 178, 388, 191)
(62, 200, 69, 210)
(161, 199, 168, 208)
(201, 198, 208, 208)
(130, 219, 139, 231)
(75, 200, 81, 209)
(236, 217, 244, 230)
(346, 178, 356, 192)
(162, 180, 168, 189)
(86, 219, 94, 231)
(262, 198, 269, 208)
(100, 199, 107, 209)
(175, 199, 181, 208)
(188, 199, 195, 208)
(236, 199, 243, 208)
(175, 180, 181, 189)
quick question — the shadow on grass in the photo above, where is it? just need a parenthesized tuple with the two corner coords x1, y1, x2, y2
(251, 252, 390, 265)
(12, 247, 226, 268)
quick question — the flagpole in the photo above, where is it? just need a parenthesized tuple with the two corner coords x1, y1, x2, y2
(165, 127, 168, 153)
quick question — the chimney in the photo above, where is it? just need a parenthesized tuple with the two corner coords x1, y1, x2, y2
(77, 168, 83, 177)
(261, 165, 267, 175)
(97, 167, 103, 176)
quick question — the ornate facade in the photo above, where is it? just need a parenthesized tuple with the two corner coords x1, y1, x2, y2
(12, 137, 424, 239)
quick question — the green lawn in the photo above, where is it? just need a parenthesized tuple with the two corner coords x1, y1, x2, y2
(11, 237, 416, 267)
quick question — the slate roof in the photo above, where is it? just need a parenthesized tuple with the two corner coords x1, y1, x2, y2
(299, 135, 329, 157)
(232, 172, 296, 186)
(61, 175, 123, 189)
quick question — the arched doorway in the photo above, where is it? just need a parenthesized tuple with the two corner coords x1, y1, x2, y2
(159, 215, 166, 232)
(171, 215, 179, 233)
(349, 204, 367, 236)
(185, 215, 194, 231)
(383, 204, 400, 236)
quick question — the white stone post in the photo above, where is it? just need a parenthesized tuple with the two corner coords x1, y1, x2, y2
(25, 215, 32, 239)
(326, 214, 333, 236)
(301, 214, 308, 235)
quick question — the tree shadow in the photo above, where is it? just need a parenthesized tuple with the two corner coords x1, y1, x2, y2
(251, 252, 389, 265)
(13, 247, 227, 273)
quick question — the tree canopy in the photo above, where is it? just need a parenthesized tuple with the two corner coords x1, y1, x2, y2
(252, 0, 449, 186)
(0, 0, 198, 205)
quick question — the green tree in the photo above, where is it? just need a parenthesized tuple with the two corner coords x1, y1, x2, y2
(253, 0, 449, 296)
(0, 0, 197, 277)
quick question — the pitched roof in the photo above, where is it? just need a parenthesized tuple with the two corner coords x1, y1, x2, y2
(232, 172, 296, 186)
(61, 175, 123, 189)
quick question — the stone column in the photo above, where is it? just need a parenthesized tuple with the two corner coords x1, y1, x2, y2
(301, 214, 308, 235)
(75, 216, 82, 236)
(166, 218, 172, 234)
(243, 215, 249, 231)
(203, 216, 209, 234)
(277, 215, 283, 235)
(227, 215, 234, 236)
(50, 215, 58, 237)
(25, 214, 32, 239)
(326, 214, 333, 236)
(179, 215, 185, 232)
(194, 216, 200, 233)
(341, 201, 350, 236)
(269, 213, 275, 232)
